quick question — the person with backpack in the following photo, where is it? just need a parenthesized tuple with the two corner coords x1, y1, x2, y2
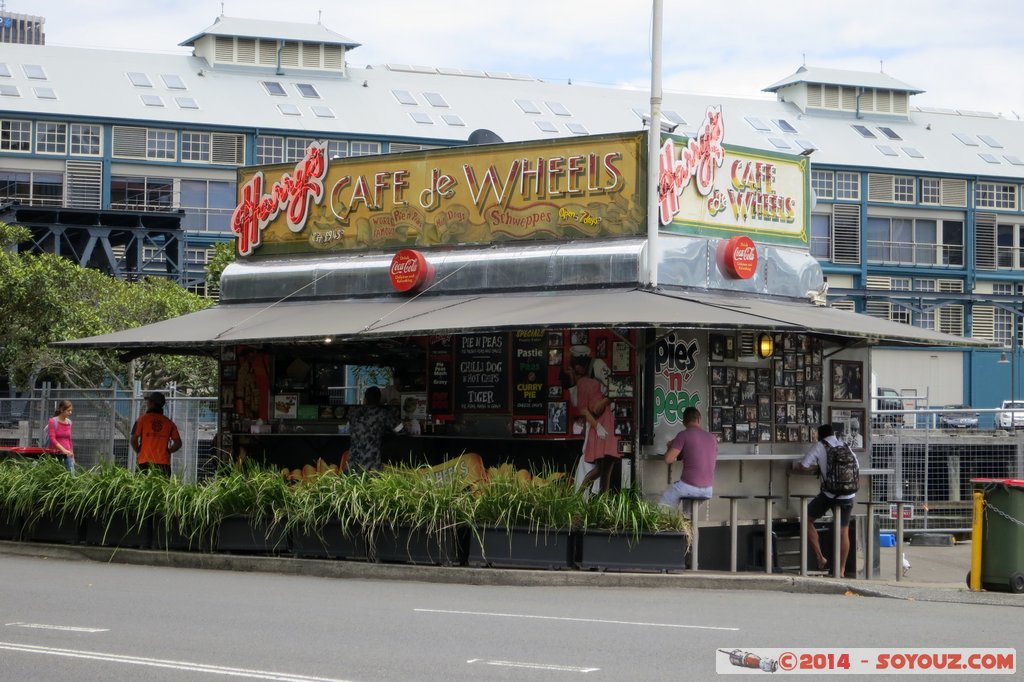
(46, 400, 75, 473)
(793, 423, 860, 577)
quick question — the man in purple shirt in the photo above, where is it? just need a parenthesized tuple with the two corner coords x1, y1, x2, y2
(659, 406, 719, 507)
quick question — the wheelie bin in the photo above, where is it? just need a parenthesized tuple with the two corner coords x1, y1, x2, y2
(971, 478, 1024, 593)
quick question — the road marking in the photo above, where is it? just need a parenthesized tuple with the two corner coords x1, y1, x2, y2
(6, 622, 109, 633)
(415, 608, 739, 631)
(467, 658, 599, 673)
(0, 641, 353, 681)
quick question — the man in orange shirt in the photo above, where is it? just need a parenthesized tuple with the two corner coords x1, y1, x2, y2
(131, 392, 182, 475)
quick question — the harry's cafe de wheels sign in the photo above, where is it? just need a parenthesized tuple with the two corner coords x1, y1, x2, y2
(229, 110, 807, 273)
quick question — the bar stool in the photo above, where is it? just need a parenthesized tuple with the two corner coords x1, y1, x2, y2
(718, 494, 749, 572)
(857, 500, 879, 581)
(791, 494, 818, 577)
(753, 495, 781, 574)
(680, 497, 709, 571)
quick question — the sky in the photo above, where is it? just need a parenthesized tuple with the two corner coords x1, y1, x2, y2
(19, 0, 1024, 118)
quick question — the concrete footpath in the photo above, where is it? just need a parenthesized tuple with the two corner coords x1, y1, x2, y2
(2, 538, 1021, 608)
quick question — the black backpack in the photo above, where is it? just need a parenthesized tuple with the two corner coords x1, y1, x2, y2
(822, 440, 859, 495)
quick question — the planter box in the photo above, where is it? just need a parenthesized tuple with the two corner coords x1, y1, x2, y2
(25, 512, 82, 545)
(578, 530, 689, 572)
(370, 525, 467, 566)
(467, 526, 575, 570)
(290, 521, 368, 560)
(84, 514, 153, 549)
(216, 515, 289, 554)
(0, 511, 22, 541)
(151, 517, 214, 552)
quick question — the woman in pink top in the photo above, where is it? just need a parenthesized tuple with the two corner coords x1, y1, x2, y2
(574, 356, 619, 493)
(48, 400, 75, 473)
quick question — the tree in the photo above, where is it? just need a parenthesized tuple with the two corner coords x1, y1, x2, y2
(0, 221, 216, 393)
(205, 240, 236, 292)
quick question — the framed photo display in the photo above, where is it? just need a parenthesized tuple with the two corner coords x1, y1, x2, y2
(830, 359, 864, 402)
(830, 407, 866, 450)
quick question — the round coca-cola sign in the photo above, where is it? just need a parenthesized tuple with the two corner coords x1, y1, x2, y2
(389, 249, 434, 292)
(720, 235, 758, 279)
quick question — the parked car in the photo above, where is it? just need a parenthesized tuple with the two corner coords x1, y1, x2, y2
(872, 387, 903, 427)
(937, 405, 979, 429)
(996, 400, 1024, 430)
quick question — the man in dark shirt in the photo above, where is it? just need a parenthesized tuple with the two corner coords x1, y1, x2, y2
(347, 386, 402, 473)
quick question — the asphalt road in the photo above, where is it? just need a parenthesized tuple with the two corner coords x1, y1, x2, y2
(0, 553, 1018, 681)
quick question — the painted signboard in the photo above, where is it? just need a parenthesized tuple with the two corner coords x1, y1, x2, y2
(652, 330, 708, 449)
(657, 107, 809, 248)
(231, 133, 646, 257)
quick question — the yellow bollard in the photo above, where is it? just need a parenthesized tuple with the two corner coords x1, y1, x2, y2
(970, 490, 984, 592)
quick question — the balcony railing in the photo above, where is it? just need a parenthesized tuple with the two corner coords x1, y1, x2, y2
(867, 240, 964, 267)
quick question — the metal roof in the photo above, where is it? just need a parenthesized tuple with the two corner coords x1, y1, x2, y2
(179, 15, 360, 48)
(763, 65, 923, 94)
(1, 27, 1023, 180)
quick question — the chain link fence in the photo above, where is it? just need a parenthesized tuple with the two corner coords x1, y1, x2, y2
(0, 386, 219, 483)
(870, 408, 1024, 533)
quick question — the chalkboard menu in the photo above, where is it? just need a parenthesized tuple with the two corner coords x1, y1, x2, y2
(427, 335, 454, 417)
(456, 332, 509, 411)
(512, 329, 546, 413)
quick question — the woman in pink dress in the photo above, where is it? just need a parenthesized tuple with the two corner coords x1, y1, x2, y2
(573, 356, 619, 492)
(48, 399, 75, 473)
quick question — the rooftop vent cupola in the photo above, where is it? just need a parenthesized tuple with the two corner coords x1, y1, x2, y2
(763, 65, 923, 119)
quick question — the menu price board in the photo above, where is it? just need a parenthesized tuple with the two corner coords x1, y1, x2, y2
(456, 332, 509, 411)
(512, 329, 546, 413)
(428, 335, 454, 418)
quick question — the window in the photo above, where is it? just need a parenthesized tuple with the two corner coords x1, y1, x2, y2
(1005, 156, 1024, 166)
(286, 138, 315, 162)
(915, 279, 936, 330)
(175, 96, 199, 109)
(33, 87, 56, 99)
(0, 84, 20, 97)
(255, 135, 284, 164)
(877, 126, 902, 140)
(441, 114, 464, 126)
(0, 63, 10, 77)
(391, 89, 417, 105)
(795, 139, 817, 153)
(147, 129, 176, 160)
(327, 140, 348, 159)
(902, 147, 924, 158)
(979, 153, 1001, 164)
(296, 83, 320, 98)
(261, 81, 286, 96)
(22, 64, 46, 80)
(545, 101, 571, 116)
(110, 175, 173, 210)
(773, 119, 798, 133)
(181, 132, 211, 162)
(180, 179, 235, 231)
(978, 134, 1002, 148)
(744, 117, 771, 132)
(875, 144, 898, 157)
(140, 94, 164, 107)
(663, 110, 686, 125)
(835, 172, 860, 200)
(566, 122, 589, 135)
(994, 283, 1014, 345)
(811, 170, 834, 199)
(867, 217, 963, 266)
(423, 92, 449, 108)
(852, 124, 875, 138)
(768, 137, 791, 149)
(920, 178, 940, 205)
(0, 170, 63, 206)
(515, 99, 541, 114)
(890, 277, 912, 325)
(976, 182, 1017, 210)
(69, 124, 101, 156)
(810, 213, 831, 259)
(35, 122, 67, 154)
(893, 176, 915, 203)
(349, 141, 380, 157)
(0, 119, 32, 151)
(127, 72, 152, 87)
(534, 120, 558, 133)
(997, 223, 1024, 269)
(277, 103, 301, 116)
(312, 105, 335, 118)
(409, 112, 433, 124)
(952, 132, 978, 146)
(161, 74, 186, 90)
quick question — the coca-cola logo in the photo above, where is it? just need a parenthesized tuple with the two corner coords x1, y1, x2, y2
(719, 235, 758, 279)
(389, 249, 435, 293)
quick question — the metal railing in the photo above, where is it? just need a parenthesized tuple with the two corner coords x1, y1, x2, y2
(0, 387, 218, 483)
(868, 407, 1023, 532)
